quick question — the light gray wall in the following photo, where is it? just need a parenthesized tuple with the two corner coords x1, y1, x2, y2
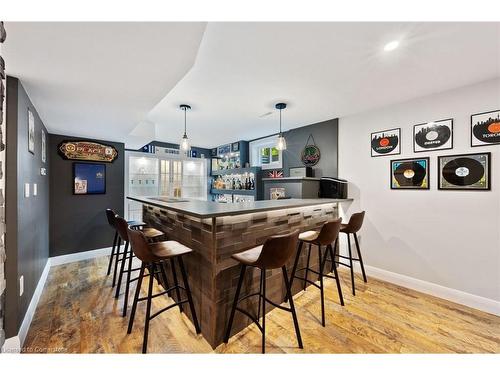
(338, 78, 500, 301)
(5, 76, 50, 338)
(281, 118, 338, 178)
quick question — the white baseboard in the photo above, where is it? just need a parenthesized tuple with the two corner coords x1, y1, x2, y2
(50, 247, 111, 266)
(1, 246, 112, 352)
(350, 262, 500, 316)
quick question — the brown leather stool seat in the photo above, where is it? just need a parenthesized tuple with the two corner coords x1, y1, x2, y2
(325, 211, 367, 296)
(289, 218, 344, 327)
(114, 215, 165, 317)
(126, 227, 200, 353)
(224, 231, 303, 354)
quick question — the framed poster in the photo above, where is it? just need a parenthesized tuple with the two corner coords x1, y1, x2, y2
(73, 162, 106, 195)
(41, 130, 46, 163)
(371, 128, 400, 157)
(391, 157, 429, 190)
(414, 119, 453, 152)
(471, 110, 500, 147)
(438, 152, 490, 190)
(28, 108, 35, 154)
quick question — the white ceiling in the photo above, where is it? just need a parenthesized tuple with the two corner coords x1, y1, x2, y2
(4, 22, 500, 149)
(3, 22, 207, 148)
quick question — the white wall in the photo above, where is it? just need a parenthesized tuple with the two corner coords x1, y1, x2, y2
(338, 78, 500, 302)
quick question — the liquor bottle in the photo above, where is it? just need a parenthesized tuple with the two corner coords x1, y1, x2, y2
(250, 178, 255, 190)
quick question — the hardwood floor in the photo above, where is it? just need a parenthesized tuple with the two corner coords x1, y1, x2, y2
(23, 256, 500, 354)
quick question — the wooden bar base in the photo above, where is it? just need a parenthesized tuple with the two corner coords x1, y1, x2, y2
(143, 202, 338, 348)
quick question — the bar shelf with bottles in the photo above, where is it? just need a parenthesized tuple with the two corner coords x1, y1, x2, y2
(210, 141, 263, 202)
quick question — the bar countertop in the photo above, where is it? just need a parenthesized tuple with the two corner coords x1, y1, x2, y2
(127, 196, 353, 219)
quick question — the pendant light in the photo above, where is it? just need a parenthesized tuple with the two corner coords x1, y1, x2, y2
(179, 104, 191, 153)
(275, 102, 287, 150)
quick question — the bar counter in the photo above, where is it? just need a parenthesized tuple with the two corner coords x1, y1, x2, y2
(127, 196, 352, 348)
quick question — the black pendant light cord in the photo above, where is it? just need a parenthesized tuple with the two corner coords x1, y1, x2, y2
(183, 107, 187, 136)
(279, 108, 282, 135)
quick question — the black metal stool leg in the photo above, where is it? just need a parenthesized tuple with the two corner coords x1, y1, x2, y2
(115, 241, 129, 298)
(287, 241, 303, 302)
(142, 263, 156, 353)
(112, 238, 122, 287)
(329, 243, 345, 306)
(128, 263, 145, 334)
(178, 257, 201, 334)
(261, 268, 266, 354)
(347, 233, 355, 296)
(107, 232, 118, 276)
(317, 245, 326, 327)
(303, 243, 312, 290)
(158, 261, 171, 297)
(257, 269, 263, 321)
(122, 242, 134, 316)
(282, 265, 303, 349)
(170, 258, 183, 313)
(329, 238, 337, 273)
(224, 265, 246, 343)
(354, 233, 367, 282)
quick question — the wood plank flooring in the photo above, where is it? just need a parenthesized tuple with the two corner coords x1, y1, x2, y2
(23, 256, 500, 353)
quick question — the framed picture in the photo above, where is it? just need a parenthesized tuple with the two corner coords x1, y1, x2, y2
(413, 119, 453, 152)
(28, 108, 35, 154)
(41, 130, 46, 163)
(471, 110, 500, 147)
(270, 187, 286, 200)
(438, 152, 490, 190)
(73, 162, 106, 195)
(391, 157, 429, 190)
(371, 128, 401, 157)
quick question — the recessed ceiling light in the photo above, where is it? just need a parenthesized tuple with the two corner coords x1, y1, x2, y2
(384, 40, 400, 52)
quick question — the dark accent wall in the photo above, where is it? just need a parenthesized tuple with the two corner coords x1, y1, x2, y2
(281, 118, 339, 178)
(5, 76, 50, 338)
(49, 134, 125, 257)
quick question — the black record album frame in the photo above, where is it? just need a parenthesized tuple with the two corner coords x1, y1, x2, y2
(390, 157, 430, 190)
(438, 152, 491, 191)
(413, 118, 453, 153)
(471, 110, 500, 147)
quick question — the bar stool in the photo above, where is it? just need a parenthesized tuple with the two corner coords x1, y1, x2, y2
(114, 215, 165, 316)
(126, 227, 201, 353)
(324, 211, 367, 296)
(289, 218, 344, 327)
(224, 231, 303, 354)
(105, 208, 145, 286)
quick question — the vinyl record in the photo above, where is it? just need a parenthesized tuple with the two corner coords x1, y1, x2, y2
(393, 161, 426, 187)
(371, 134, 398, 154)
(472, 117, 500, 144)
(415, 124, 451, 149)
(442, 157, 484, 186)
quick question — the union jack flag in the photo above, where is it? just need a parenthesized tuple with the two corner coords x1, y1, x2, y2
(268, 170, 284, 178)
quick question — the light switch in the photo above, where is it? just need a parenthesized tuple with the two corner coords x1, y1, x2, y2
(33, 183, 37, 196)
(24, 183, 30, 198)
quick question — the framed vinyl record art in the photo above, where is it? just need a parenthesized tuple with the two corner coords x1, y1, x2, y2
(371, 128, 400, 157)
(471, 110, 500, 147)
(391, 157, 429, 190)
(438, 152, 490, 190)
(413, 119, 453, 152)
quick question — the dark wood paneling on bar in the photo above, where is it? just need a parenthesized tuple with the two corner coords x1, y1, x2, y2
(143, 202, 338, 348)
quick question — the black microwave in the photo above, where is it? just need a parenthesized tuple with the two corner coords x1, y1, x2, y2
(319, 177, 348, 199)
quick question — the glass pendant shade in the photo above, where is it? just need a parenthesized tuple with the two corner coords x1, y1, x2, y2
(276, 133, 287, 150)
(180, 134, 190, 152)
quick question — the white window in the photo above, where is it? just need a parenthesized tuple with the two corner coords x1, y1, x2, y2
(249, 135, 283, 170)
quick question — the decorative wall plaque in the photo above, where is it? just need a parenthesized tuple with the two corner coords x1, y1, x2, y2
(301, 134, 321, 166)
(58, 140, 118, 163)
